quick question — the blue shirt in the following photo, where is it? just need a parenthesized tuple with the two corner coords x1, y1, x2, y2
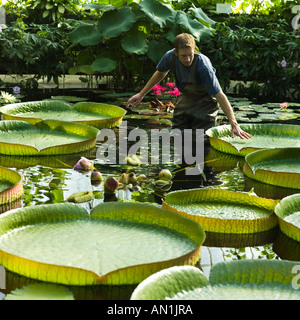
(156, 49, 221, 96)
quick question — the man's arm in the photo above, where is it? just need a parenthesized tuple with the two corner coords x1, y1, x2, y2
(126, 70, 169, 107)
(214, 90, 252, 139)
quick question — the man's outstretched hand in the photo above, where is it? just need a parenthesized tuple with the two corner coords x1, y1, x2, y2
(126, 93, 144, 108)
(231, 123, 252, 139)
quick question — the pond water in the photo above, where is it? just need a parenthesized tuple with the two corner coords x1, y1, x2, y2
(0, 95, 300, 300)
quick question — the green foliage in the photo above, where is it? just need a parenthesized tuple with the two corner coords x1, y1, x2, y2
(67, 0, 215, 90)
(0, 20, 77, 88)
(202, 18, 300, 100)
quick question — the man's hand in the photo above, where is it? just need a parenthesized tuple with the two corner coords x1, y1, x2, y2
(231, 123, 252, 139)
(126, 93, 144, 108)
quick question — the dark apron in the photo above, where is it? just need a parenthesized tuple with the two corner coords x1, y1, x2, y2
(171, 53, 219, 132)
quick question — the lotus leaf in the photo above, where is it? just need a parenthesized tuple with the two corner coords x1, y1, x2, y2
(97, 6, 137, 38)
(243, 148, 300, 190)
(0, 120, 98, 156)
(275, 194, 300, 242)
(139, 0, 176, 28)
(162, 188, 278, 233)
(176, 11, 213, 41)
(0, 167, 23, 205)
(206, 124, 300, 156)
(130, 260, 300, 300)
(1, 100, 126, 129)
(91, 57, 117, 74)
(0, 202, 205, 285)
(68, 22, 102, 46)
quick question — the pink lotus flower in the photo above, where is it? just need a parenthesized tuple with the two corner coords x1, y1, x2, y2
(280, 102, 289, 110)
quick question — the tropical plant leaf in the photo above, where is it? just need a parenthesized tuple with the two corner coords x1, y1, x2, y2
(121, 31, 148, 55)
(162, 188, 278, 233)
(91, 57, 118, 73)
(1, 100, 126, 129)
(131, 260, 300, 300)
(206, 124, 300, 157)
(0, 167, 23, 205)
(147, 40, 173, 64)
(139, 0, 176, 28)
(0, 202, 205, 285)
(68, 22, 102, 46)
(243, 148, 300, 189)
(175, 11, 213, 41)
(275, 194, 300, 242)
(0, 120, 98, 156)
(189, 4, 216, 28)
(97, 6, 137, 38)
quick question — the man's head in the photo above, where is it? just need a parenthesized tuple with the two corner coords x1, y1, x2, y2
(174, 33, 196, 67)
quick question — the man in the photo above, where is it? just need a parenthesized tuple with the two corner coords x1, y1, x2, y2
(126, 33, 251, 140)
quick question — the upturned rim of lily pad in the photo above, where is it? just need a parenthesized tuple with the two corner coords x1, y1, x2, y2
(130, 259, 300, 300)
(243, 147, 300, 190)
(275, 194, 300, 242)
(205, 123, 300, 157)
(0, 202, 205, 286)
(0, 166, 23, 205)
(1, 100, 126, 129)
(162, 188, 279, 234)
(0, 120, 99, 156)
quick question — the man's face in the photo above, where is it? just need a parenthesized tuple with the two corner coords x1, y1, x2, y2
(174, 47, 195, 67)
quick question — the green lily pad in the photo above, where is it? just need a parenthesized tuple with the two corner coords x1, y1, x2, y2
(0, 120, 99, 156)
(244, 148, 300, 190)
(206, 124, 300, 157)
(4, 283, 74, 300)
(0, 100, 126, 129)
(0, 202, 205, 285)
(130, 260, 300, 300)
(162, 188, 278, 233)
(0, 166, 23, 205)
(275, 194, 300, 242)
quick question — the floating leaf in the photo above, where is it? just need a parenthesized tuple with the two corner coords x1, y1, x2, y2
(0, 202, 205, 285)
(131, 260, 300, 300)
(206, 124, 300, 157)
(0, 167, 23, 205)
(243, 148, 300, 189)
(275, 194, 300, 242)
(5, 283, 74, 300)
(162, 188, 278, 233)
(0, 120, 98, 156)
(1, 100, 126, 129)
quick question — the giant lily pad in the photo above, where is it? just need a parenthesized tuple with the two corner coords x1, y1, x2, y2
(206, 124, 300, 157)
(130, 260, 300, 300)
(0, 100, 126, 129)
(0, 120, 99, 156)
(243, 148, 300, 190)
(0, 202, 205, 285)
(162, 188, 278, 233)
(0, 167, 23, 205)
(275, 194, 300, 242)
